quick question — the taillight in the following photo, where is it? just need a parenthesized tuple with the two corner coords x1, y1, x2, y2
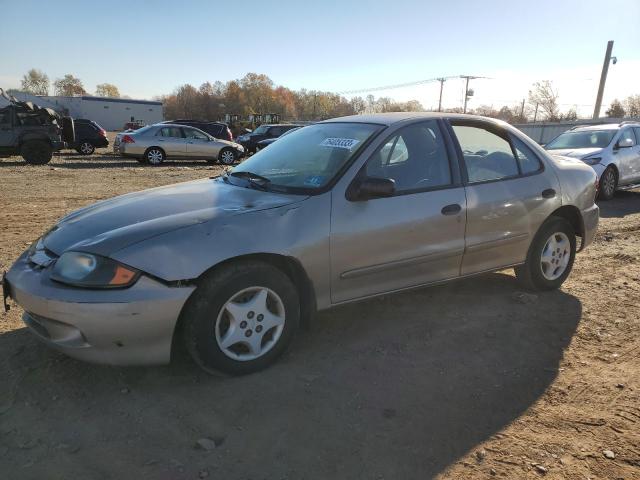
(99, 129, 107, 137)
(227, 128, 233, 140)
(122, 135, 135, 144)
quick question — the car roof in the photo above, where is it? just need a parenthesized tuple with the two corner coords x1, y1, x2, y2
(569, 124, 623, 132)
(320, 112, 509, 126)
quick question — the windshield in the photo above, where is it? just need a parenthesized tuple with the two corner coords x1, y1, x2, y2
(546, 130, 616, 149)
(253, 125, 269, 135)
(231, 122, 383, 191)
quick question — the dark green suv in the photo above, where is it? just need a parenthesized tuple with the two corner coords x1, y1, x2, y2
(0, 90, 74, 165)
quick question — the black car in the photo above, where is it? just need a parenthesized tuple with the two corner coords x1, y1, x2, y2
(237, 124, 303, 154)
(72, 119, 109, 155)
(255, 126, 302, 151)
(163, 120, 233, 141)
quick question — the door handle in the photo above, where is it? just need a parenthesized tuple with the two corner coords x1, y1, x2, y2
(542, 188, 556, 199)
(441, 204, 462, 215)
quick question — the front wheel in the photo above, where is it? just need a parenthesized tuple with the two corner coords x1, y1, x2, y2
(218, 148, 236, 165)
(183, 261, 300, 375)
(144, 147, 165, 165)
(515, 216, 576, 291)
(598, 166, 617, 201)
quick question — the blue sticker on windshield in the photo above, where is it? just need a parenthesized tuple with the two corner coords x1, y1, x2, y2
(304, 175, 324, 187)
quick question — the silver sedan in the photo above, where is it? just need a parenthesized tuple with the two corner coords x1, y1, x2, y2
(114, 123, 244, 165)
(4, 113, 599, 375)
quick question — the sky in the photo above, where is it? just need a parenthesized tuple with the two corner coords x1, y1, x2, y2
(2, 0, 639, 116)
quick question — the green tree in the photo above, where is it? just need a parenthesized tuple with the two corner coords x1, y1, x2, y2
(20, 69, 49, 95)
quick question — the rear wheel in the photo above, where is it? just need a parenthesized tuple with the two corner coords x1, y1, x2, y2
(598, 166, 617, 200)
(144, 147, 165, 165)
(183, 261, 300, 375)
(21, 140, 53, 165)
(515, 216, 576, 291)
(77, 141, 95, 155)
(218, 148, 236, 165)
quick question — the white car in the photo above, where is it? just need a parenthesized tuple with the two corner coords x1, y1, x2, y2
(545, 122, 640, 200)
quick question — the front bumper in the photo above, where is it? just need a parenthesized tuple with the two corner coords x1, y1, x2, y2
(580, 204, 599, 251)
(5, 251, 195, 366)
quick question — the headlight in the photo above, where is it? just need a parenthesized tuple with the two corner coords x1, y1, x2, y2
(582, 156, 601, 165)
(51, 252, 139, 288)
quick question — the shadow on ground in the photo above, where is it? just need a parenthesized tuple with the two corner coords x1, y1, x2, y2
(0, 154, 217, 170)
(0, 273, 581, 479)
(598, 190, 640, 218)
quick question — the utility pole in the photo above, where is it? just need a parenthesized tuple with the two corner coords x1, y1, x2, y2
(520, 99, 525, 120)
(437, 78, 446, 112)
(460, 75, 479, 113)
(533, 103, 539, 123)
(593, 40, 614, 119)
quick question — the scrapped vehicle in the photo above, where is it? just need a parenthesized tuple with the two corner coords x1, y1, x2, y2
(123, 120, 146, 131)
(71, 119, 109, 155)
(163, 120, 234, 141)
(236, 123, 302, 153)
(113, 123, 244, 165)
(545, 122, 640, 200)
(3, 113, 599, 375)
(256, 126, 301, 151)
(0, 88, 75, 164)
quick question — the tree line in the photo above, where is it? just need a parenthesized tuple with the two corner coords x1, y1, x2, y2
(14, 68, 640, 123)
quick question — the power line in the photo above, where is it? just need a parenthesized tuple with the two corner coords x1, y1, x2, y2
(338, 75, 459, 95)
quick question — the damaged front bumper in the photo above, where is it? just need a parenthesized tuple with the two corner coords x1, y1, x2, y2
(4, 250, 195, 366)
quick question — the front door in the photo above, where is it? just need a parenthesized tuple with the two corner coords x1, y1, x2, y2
(449, 121, 562, 275)
(330, 120, 466, 304)
(0, 108, 15, 147)
(183, 127, 213, 158)
(615, 127, 640, 184)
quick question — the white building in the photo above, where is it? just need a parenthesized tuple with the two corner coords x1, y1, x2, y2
(11, 93, 163, 131)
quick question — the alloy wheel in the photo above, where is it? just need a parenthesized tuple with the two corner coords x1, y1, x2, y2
(215, 287, 286, 361)
(220, 150, 235, 165)
(601, 169, 616, 197)
(147, 149, 163, 164)
(80, 142, 94, 154)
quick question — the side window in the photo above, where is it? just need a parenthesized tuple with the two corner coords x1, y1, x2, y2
(512, 137, 543, 174)
(158, 127, 182, 138)
(452, 125, 519, 183)
(619, 128, 636, 146)
(269, 127, 283, 137)
(183, 128, 208, 140)
(634, 127, 640, 144)
(365, 121, 451, 193)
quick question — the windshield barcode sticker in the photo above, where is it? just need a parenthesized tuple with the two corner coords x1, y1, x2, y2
(320, 138, 360, 150)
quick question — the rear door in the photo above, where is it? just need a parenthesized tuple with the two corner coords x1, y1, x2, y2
(156, 126, 186, 156)
(449, 120, 561, 275)
(184, 127, 214, 158)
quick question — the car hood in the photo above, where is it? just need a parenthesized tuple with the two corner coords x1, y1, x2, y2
(43, 178, 307, 257)
(545, 147, 603, 159)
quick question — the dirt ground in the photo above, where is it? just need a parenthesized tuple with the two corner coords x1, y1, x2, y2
(0, 144, 639, 480)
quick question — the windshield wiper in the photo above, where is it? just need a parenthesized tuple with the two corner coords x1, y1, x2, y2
(228, 171, 271, 190)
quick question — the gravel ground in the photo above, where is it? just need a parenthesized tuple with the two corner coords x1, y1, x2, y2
(0, 145, 639, 480)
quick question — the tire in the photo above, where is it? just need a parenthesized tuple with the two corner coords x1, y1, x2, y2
(144, 147, 165, 165)
(183, 260, 300, 375)
(77, 141, 95, 155)
(21, 140, 53, 165)
(218, 148, 236, 165)
(515, 216, 576, 291)
(598, 166, 617, 201)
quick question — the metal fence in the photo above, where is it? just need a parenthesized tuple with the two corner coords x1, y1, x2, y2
(513, 117, 639, 144)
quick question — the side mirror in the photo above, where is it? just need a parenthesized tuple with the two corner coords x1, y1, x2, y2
(348, 176, 396, 201)
(616, 137, 634, 149)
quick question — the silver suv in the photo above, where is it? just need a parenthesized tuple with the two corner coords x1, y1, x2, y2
(545, 122, 640, 200)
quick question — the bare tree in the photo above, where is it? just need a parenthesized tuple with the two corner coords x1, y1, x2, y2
(605, 99, 625, 118)
(53, 74, 86, 96)
(528, 81, 559, 121)
(95, 83, 120, 98)
(624, 94, 640, 117)
(20, 69, 49, 96)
